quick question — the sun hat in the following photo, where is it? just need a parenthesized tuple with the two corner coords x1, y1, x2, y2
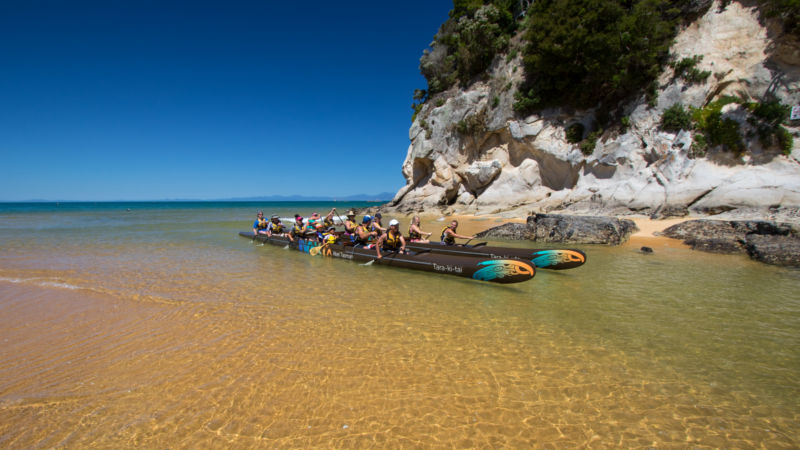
(346, 210, 356, 216)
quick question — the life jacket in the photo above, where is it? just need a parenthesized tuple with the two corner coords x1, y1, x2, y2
(256, 218, 268, 230)
(292, 223, 306, 236)
(344, 219, 357, 233)
(408, 226, 421, 240)
(371, 222, 384, 237)
(322, 232, 338, 244)
(354, 225, 371, 245)
(441, 226, 455, 245)
(383, 230, 402, 250)
(270, 222, 284, 233)
(323, 217, 335, 229)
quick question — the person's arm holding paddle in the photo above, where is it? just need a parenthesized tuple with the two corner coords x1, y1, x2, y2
(441, 220, 474, 245)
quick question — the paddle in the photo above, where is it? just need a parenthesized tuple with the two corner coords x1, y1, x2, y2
(469, 242, 488, 248)
(334, 209, 347, 229)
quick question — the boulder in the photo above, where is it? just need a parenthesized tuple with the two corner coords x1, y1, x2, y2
(659, 219, 800, 266)
(474, 222, 531, 240)
(476, 214, 638, 245)
(745, 235, 800, 267)
(527, 214, 638, 245)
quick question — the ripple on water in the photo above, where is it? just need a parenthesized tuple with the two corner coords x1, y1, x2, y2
(0, 211, 798, 446)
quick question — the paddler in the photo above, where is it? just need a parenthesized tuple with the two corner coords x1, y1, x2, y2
(376, 219, 406, 259)
(343, 210, 358, 236)
(408, 215, 432, 243)
(371, 212, 386, 237)
(321, 208, 337, 230)
(267, 214, 286, 237)
(440, 220, 474, 245)
(288, 214, 312, 243)
(354, 215, 378, 248)
(253, 211, 269, 235)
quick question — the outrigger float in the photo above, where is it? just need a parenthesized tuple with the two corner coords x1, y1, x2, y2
(402, 241, 586, 270)
(239, 232, 536, 284)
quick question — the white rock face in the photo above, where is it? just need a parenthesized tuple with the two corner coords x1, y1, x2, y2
(389, 1, 800, 218)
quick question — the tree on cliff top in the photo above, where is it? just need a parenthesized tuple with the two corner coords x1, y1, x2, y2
(514, 0, 680, 113)
(419, 1, 522, 96)
(418, 0, 706, 116)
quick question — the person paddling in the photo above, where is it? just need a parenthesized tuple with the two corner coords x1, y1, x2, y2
(289, 214, 312, 243)
(253, 211, 269, 235)
(440, 220, 474, 245)
(322, 208, 337, 230)
(376, 219, 406, 259)
(408, 215, 432, 243)
(267, 214, 286, 237)
(343, 210, 358, 236)
(354, 215, 378, 248)
(371, 212, 386, 237)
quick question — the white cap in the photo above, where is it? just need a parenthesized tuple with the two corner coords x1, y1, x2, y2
(389, 219, 399, 226)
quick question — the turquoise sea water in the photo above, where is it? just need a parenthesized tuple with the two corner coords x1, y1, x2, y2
(0, 201, 798, 446)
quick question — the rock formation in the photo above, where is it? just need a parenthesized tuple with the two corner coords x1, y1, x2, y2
(476, 214, 638, 245)
(658, 219, 800, 266)
(388, 1, 800, 220)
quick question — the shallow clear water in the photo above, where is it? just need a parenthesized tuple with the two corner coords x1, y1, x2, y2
(0, 202, 798, 447)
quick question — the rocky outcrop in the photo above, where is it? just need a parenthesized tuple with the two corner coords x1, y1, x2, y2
(658, 219, 800, 266)
(476, 214, 638, 245)
(746, 235, 800, 266)
(388, 1, 800, 219)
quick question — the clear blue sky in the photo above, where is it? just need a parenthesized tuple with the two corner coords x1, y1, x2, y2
(0, 1, 452, 201)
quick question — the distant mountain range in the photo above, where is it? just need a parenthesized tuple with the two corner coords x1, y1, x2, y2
(6, 193, 395, 203)
(221, 192, 395, 202)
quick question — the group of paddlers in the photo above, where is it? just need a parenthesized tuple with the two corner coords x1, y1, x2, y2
(252, 208, 474, 259)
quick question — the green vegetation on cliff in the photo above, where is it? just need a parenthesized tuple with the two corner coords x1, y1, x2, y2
(418, 1, 522, 98)
(417, 0, 704, 114)
(515, 0, 683, 112)
(659, 96, 793, 157)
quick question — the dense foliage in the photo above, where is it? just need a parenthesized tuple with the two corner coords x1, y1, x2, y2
(418, 1, 522, 98)
(514, 0, 683, 113)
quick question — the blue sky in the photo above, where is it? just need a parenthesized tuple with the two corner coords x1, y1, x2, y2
(0, 1, 452, 201)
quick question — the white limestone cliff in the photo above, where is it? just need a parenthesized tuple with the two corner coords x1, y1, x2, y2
(389, 1, 800, 220)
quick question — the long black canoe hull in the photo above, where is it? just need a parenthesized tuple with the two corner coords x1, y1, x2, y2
(239, 232, 535, 284)
(403, 242, 586, 270)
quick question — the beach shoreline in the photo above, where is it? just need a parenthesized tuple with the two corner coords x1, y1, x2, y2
(401, 212, 693, 249)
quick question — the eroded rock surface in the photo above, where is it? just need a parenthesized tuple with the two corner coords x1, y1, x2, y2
(476, 214, 638, 245)
(659, 219, 800, 265)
